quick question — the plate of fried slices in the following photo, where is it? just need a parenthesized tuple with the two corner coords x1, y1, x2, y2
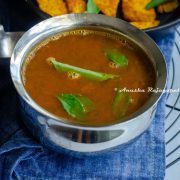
(25, 0, 180, 32)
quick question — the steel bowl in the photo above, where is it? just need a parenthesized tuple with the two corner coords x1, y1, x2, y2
(10, 14, 167, 155)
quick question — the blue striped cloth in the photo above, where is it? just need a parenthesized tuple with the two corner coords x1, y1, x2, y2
(0, 32, 175, 180)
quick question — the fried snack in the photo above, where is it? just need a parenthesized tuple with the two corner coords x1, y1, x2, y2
(93, 0, 120, 17)
(65, 0, 86, 13)
(130, 21, 160, 29)
(36, 0, 68, 16)
(122, 0, 156, 22)
(157, 0, 179, 13)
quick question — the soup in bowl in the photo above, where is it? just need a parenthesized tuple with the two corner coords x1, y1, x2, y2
(23, 28, 155, 126)
(11, 14, 166, 153)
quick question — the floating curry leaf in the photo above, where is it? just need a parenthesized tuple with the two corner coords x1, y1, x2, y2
(57, 94, 94, 120)
(76, 96, 95, 113)
(105, 50, 128, 67)
(47, 57, 118, 81)
(146, 0, 169, 9)
(113, 89, 132, 119)
(87, 0, 100, 13)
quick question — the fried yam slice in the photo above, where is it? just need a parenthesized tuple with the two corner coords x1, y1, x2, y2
(93, 0, 120, 17)
(65, 0, 86, 13)
(122, 0, 156, 22)
(157, 0, 179, 13)
(130, 21, 160, 29)
(36, 0, 68, 16)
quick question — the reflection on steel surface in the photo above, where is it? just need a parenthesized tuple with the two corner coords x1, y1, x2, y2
(0, 25, 23, 58)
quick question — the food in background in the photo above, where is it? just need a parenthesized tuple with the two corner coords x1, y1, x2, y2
(65, 0, 86, 13)
(87, 0, 100, 13)
(36, 0, 179, 30)
(157, 0, 179, 13)
(36, 0, 68, 16)
(130, 21, 160, 30)
(93, 0, 120, 17)
(122, 0, 160, 29)
(122, 0, 156, 22)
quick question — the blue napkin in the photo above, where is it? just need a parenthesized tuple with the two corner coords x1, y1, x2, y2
(0, 32, 175, 180)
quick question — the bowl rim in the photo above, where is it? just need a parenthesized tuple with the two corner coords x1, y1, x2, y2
(10, 14, 167, 130)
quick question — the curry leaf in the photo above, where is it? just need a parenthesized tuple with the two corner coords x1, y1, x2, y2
(146, 0, 169, 9)
(76, 96, 95, 113)
(47, 57, 118, 81)
(105, 50, 128, 67)
(87, 0, 100, 13)
(57, 94, 94, 120)
(113, 89, 132, 119)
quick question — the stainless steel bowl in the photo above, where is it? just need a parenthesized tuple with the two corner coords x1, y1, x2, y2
(10, 14, 167, 154)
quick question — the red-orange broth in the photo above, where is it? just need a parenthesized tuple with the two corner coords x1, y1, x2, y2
(23, 29, 155, 125)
